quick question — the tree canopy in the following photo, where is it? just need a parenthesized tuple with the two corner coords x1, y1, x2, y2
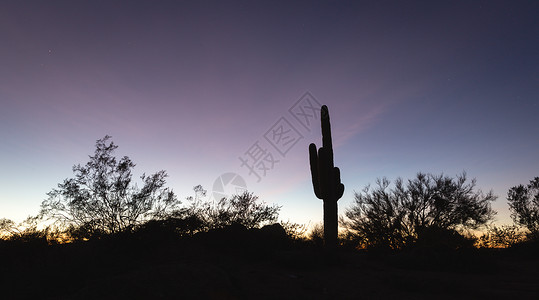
(184, 185, 281, 230)
(507, 177, 539, 239)
(40, 136, 179, 238)
(343, 172, 496, 249)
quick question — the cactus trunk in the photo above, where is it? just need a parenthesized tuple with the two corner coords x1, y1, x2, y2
(323, 199, 338, 247)
(309, 105, 344, 249)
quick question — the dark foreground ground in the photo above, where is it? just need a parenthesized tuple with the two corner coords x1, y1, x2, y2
(1, 229, 538, 299)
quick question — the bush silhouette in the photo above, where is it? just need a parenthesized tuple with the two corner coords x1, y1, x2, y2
(307, 222, 325, 247)
(39, 136, 180, 239)
(476, 225, 527, 248)
(507, 177, 539, 240)
(343, 172, 496, 250)
(0, 216, 50, 245)
(280, 220, 308, 241)
(184, 185, 281, 230)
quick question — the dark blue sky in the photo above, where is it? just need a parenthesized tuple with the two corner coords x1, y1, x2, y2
(1, 1, 537, 225)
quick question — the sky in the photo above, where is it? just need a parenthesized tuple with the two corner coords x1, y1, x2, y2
(1, 1, 537, 227)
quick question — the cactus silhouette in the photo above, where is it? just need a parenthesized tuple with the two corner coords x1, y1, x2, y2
(309, 105, 345, 248)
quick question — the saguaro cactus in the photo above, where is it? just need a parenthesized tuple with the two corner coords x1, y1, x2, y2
(309, 105, 345, 248)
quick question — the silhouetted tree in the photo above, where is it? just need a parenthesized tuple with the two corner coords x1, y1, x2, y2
(0, 218, 18, 239)
(206, 191, 281, 229)
(280, 220, 308, 241)
(343, 172, 496, 249)
(184, 186, 280, 230)
(40, 136, 179, 239)
(476, 225, 526, 248)
(507, 177, 539, 240)
(343, 177, 408, 249)
(183, 184, 208, 223)
(308, 222, 325, 247)
(0, 216, 49, 244)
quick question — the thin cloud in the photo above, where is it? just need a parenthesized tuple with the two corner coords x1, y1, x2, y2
(333, 103, 388, 148)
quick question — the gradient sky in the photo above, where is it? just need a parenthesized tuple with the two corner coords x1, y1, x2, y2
(1, 1, 537, 227)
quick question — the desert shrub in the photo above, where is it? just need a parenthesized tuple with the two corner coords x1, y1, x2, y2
(343, 173, 496, 250)
(308, 222, 325, 246)
(476, 225, 527, 248)
(280, 220, 308, 241)
(507, 177, 539, 240)
(184, 186, 281, 230)
(40, 136, 179, 239)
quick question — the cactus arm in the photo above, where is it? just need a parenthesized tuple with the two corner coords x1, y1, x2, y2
(334, 167, 345, 199)
(309, 143, 322, 199)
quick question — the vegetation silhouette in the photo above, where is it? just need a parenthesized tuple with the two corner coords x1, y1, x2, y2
(183, 185, 281, 231)
(476, 224, 527, 248)
(307, 221, 325, 247)
(40, 136, 180, 239)
(0, 135, 538, 298)
(342, 172, 496, 250)
(507, 177, 539, 240)
(309, 105, 344, 249)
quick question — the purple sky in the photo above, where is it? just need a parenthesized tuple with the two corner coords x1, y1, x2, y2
(1, 1, 537, 226)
